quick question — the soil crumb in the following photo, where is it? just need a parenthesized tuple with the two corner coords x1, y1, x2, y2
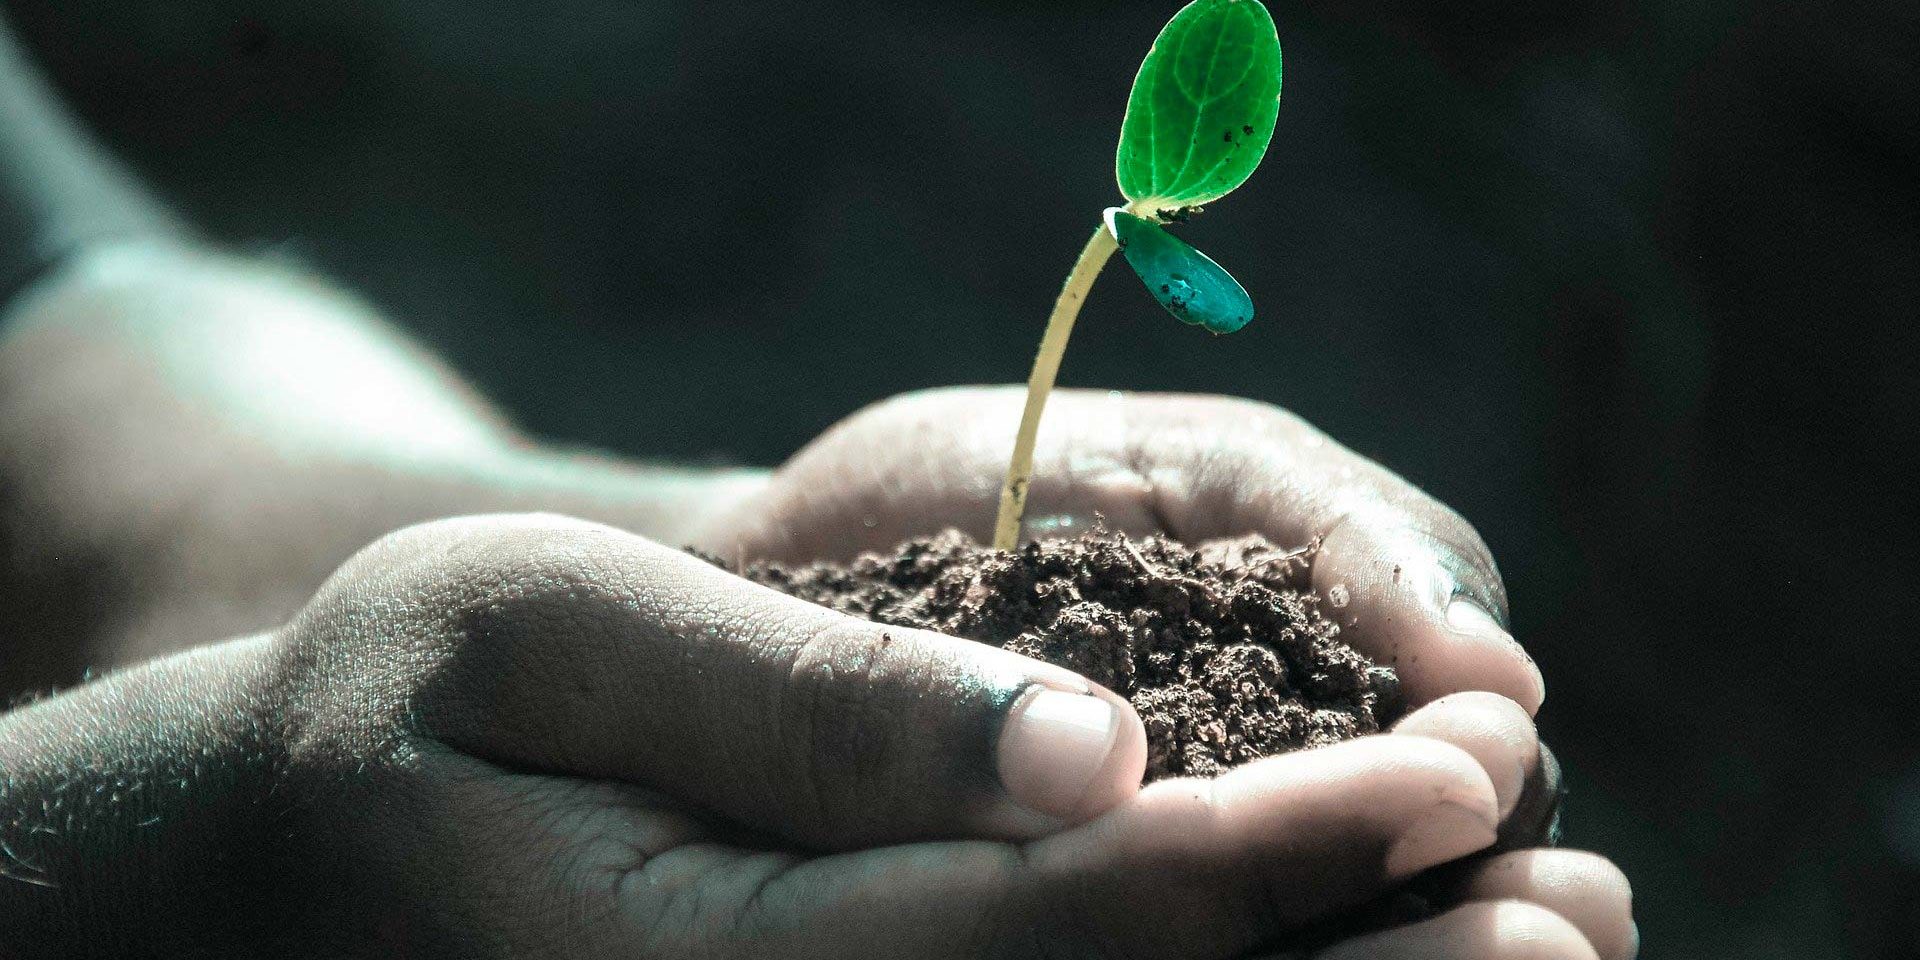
(729, 528, 1400, 781)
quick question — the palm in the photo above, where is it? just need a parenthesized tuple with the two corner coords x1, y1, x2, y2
(698, 387, 1542, 714)
(498, 730, 1511, 959)
(266, 443, 1618, 960)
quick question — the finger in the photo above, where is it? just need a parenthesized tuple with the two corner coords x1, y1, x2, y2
(646, 733, 1503, 960)
(1011, 734, 1502, 958)
(342, 514, 1147, 851)
(699, 387, 1542, 714)
(1392, 693, 1562, 848)
(1069, 390, 1540, 714)
(1037, 388, 1541, 714)
(1302, 901, 1600, 960)
(1442, 851, 1637, 960)
(1499, 740, 1565, 850)
(1311, 516, 1544, 714)
(1391, 692, 1539, 822)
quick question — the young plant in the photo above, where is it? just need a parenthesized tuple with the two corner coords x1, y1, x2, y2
(992, 0, 1283, 550)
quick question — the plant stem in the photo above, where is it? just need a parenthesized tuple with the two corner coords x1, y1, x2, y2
(993, 221, 1120, 550)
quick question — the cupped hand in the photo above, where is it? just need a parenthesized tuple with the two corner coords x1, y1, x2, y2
(697, 387, 1545, 715)
(240, 513, 1628, 959)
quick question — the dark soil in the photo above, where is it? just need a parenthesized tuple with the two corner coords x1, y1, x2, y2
(729, 528, 1401, 781)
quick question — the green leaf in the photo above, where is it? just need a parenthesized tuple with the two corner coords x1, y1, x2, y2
(1107, 208, 1253, 334)
(1115, 0, 1282, 214)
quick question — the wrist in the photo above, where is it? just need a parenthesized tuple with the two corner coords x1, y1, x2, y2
(0, 635, 291, 956)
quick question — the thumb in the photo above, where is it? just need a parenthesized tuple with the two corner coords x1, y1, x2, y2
(382, 514, 1148, 850)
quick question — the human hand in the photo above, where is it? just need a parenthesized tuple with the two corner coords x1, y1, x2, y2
(692, 387, 1633, 955)
(699, 387, 1545, 715)
(1, 513, 1626, 958)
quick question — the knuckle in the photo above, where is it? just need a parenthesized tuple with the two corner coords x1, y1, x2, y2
(418, 515, 630, 634)
(275, 514, 626, 745)
(440, 513, 613, 584)
(337, 513, 611, 604)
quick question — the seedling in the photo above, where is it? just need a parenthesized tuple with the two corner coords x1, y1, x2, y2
(991, 0, 1283, 550)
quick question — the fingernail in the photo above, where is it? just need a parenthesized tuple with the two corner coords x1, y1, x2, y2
(998, 688, 1122, 819)
(1382, 799, 1500, 878)
(1447, 598, 1546, 708)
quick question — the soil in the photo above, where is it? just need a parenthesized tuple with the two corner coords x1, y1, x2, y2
(728, 528, 1401, 781)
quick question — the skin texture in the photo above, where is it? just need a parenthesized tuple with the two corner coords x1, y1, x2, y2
(697, 386, 1545, 713)
(2, 516, 1627, 959)
(0, 248, 1632, 957)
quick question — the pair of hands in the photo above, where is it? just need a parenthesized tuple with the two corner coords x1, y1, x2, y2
(0, 388, 1631, 958)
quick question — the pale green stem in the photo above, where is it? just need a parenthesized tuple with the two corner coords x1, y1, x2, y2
(993, 222, 1120, 550)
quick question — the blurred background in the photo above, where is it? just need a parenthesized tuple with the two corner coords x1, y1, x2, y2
(3, 0, 1914, 954)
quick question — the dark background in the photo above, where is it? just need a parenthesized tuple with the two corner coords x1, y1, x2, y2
(6, 0, 1915, 954)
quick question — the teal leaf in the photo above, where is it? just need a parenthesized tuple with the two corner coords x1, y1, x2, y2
(1106, 208, 1253, 334)
(1115, 0, 1282, 213)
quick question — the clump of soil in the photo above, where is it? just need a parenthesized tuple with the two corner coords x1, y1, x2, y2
(730, 528, 1400, 781)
